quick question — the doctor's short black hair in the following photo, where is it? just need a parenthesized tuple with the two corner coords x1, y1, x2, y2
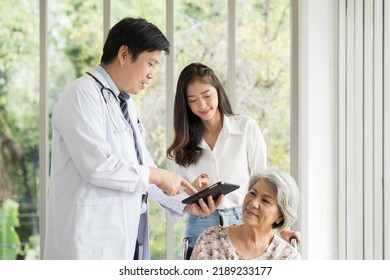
(100, 17, 170, 64)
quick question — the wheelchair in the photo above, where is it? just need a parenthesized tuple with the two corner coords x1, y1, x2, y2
(182, 237, 193, 260)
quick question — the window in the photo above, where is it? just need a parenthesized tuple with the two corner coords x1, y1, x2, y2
(0, 0, 291, 260)
(0, 0, 40, 259)
(236, 0, 291, 172)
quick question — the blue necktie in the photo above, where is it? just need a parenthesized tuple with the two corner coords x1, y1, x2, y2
(118, 92, 147, 196)
(118, 92, 148, 260)
(118, 92, 143, 165)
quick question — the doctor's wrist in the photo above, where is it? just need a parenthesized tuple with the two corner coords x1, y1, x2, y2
(148, 167, 163, 185)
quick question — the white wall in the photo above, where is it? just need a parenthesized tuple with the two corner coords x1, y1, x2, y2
(296, 0, 390, 260)
(294, 0, 339, 260)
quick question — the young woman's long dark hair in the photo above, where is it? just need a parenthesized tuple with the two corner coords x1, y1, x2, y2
(167, 62, 234, 167)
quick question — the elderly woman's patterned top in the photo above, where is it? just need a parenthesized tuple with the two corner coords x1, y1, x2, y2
(190, 225, 302, 260)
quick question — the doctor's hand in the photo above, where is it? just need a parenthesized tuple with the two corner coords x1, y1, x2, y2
(149, 167, 197, 196)
(184, 194, 224, 217)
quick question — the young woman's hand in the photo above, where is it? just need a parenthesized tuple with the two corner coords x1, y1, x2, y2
(184, 194, 224, 217)
(191, 173, 213, 191)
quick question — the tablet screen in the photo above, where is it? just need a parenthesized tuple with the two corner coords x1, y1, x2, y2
(181, 181, 240, 205)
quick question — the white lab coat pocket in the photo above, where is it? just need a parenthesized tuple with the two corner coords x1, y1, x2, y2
(76, 196, 125, 248)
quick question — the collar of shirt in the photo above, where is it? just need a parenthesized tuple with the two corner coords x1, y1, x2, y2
(198, 115, 244, 150)
(95, 64, 122, 100)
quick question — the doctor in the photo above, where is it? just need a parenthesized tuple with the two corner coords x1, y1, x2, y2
(44, 17, 217, 260)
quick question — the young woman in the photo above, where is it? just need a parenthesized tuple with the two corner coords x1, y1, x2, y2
(167, 62, 297, 255)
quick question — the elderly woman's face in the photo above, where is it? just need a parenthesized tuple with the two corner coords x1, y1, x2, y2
(242, 179, 283, 229)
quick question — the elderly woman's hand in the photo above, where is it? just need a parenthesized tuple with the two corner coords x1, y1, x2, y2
(184, 194, 224, 217)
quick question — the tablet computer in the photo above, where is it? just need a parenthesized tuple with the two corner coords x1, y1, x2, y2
(181, 181, 240, 205)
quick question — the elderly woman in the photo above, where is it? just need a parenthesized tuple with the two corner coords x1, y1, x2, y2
(190, 168, 301, 260)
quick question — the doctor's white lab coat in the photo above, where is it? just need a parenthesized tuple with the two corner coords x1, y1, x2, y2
(44, 67, 186, 260)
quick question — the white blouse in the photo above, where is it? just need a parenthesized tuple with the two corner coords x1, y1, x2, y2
(170, 114, 267, 211)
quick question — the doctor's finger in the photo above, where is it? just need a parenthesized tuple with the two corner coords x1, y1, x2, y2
(164, 187, 179, 196)
(182, 179, 197, 195)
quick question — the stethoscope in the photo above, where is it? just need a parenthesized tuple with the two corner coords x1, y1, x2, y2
(86, 71, 118, 104)
(86, 72, 144, 135)
(87, 71, 148, 207)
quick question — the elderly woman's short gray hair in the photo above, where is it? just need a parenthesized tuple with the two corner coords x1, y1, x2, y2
(248, 168, 299, 231)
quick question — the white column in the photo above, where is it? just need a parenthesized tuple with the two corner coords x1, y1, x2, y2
(384, 0, 390, 260)
(363, 0, 375, 260)
(103, 0, 111, 41)
(165, 0, 175, 260)
(372, 0, 384, 260)
(345, 0, 364, 259)
(297, 0, 339, 259)
(227, 0, 236, 111)
(39, 0, 48, 259)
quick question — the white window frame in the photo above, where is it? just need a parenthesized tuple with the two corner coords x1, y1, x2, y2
(38, 0, 290, 260)
(40, 0, 390, 261)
